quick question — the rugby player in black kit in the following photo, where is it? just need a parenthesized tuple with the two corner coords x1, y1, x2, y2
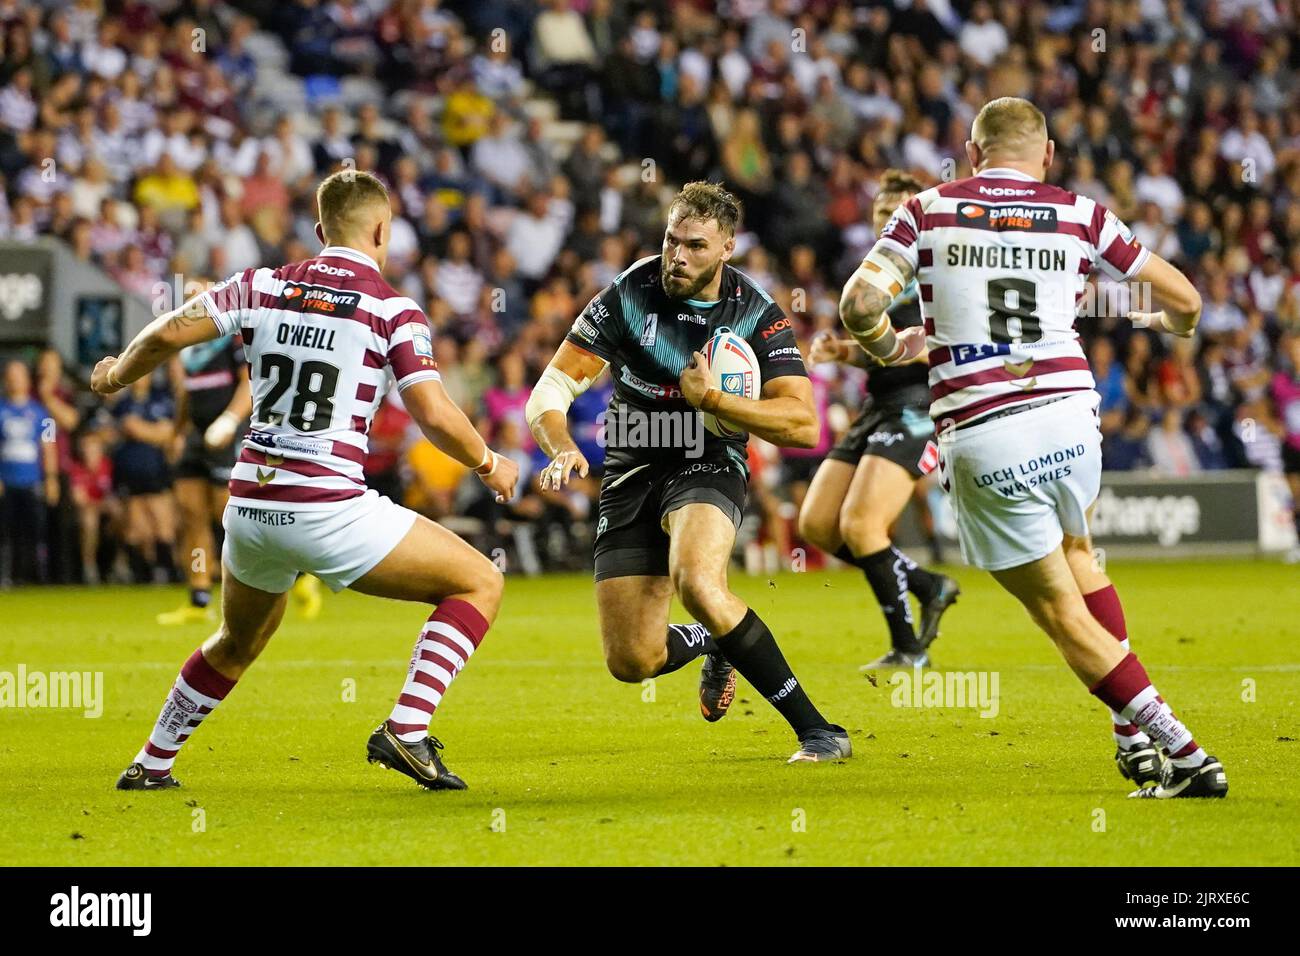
(156, 334, 253, 625)
(526, 182, 850, 763)
(800, 170, 960, 668)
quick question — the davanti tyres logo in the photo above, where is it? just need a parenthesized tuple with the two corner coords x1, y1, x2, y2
(957, 202, 1057, 232)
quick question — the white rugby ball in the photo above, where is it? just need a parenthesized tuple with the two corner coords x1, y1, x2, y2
(700, 328, 760, 437)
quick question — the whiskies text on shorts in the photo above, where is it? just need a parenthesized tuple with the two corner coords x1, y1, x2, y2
(974, 444, 1086, 495)
(236, 507, 296, 525)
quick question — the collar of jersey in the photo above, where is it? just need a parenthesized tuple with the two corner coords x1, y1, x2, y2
(976, 167, 1040, 182)
(319, 245, 382, 274)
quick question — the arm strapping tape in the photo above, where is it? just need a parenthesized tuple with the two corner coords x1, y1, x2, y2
(526, 364, 590, 426)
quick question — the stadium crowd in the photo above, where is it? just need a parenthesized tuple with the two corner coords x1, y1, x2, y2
(2, 0, 1300, 586)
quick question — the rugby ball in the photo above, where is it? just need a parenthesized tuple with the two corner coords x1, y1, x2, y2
(700, 328, 760, 437)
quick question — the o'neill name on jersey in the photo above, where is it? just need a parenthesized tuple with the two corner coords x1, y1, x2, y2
(274, 322, 337, 351)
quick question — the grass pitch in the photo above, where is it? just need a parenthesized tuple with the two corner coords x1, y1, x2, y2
(1, 560, 1297, 866)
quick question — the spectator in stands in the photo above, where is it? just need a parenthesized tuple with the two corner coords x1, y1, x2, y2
(1273, 336, 1300, 546)
(531, 0, 598, 119)
(505, 189, 565, 285)
(1105, 408, 1154, 473)
(1147, 408, 1202, 477)
(35, 349, 80, 583)
(68, 431, 114, 584)
(0, 359, 58, 586)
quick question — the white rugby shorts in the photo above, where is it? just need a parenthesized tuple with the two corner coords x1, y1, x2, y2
(937, 393, 1102, 571)
(222, 489, 417, 593)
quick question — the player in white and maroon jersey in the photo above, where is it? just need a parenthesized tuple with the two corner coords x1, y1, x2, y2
(91, 171, 519, 792)
(839, 98, 1228, 799)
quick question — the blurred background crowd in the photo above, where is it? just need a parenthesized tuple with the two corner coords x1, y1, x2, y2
(2, 0, 1300, 586)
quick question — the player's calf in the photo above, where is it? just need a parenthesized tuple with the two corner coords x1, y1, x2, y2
(114, 647, 239, 789)
(382, 598, 490, 743)
(114, 573, 287, 789)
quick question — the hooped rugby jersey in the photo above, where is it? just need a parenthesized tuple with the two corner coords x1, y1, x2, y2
(202, 245, 440, 509)
(874, 167, 1150, 427)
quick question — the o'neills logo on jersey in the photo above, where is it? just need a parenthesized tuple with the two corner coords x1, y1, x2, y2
(278, 282, 360, 317)
(619, 365, 682, 400)
(957, 202, 1058, 232)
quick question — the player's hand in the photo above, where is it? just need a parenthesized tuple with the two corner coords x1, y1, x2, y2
(90, 356, 124, 396)
(892, 326, 929, 364)
(1128, 309, 1194, 338)
(539, 448, 589, 491)
(476, 450, 519, 503)
(679, 351, 712, 407)
(204, 411, 241, 450)
(44, 474, 59, 506)
(808, 330, 848, 365)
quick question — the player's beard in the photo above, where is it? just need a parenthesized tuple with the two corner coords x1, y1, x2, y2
(661, 256, 721, 300)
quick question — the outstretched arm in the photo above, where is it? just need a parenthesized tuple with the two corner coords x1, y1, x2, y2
(91, 294, 222, 396)
(1127, 253, 1202, 338)
(527, 340, 608, 489)
(402, 378, 519, 503)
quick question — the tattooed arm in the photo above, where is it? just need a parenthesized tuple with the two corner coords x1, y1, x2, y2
(90, 293, 222, 396)
(838, 245, 924, 365)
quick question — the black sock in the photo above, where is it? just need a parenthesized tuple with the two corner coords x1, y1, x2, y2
(834, 544, 865, 570)
(655, 623, 717, 675)
(191, 588, 212, 609)
(858, 547, 922, 653)
(714, 608, 829, 735)
(125, 545, 151, 584)
(155, 544, 178, 582)
(894, 548, 940, 602)
(841, 544, 939, 602)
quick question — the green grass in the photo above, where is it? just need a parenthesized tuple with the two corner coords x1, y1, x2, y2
(1, 561, 1297, 866)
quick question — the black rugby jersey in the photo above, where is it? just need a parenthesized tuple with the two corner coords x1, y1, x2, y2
(564, 256, 807, 470)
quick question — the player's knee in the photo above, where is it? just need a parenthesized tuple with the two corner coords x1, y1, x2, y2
(839, 508, 888, 556)
(469, 564, 504, 622)
(210, 623, 260, 666)
(673, 571, 728, 624)
(604, 645, 657, 683)
(1031, 599, 1093, 645)
(440, 558, 502, 623)
(797, 507, 837, 551)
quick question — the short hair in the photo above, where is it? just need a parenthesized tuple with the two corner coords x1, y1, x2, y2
(668, 181, 743, 237)
(316, 169, 390, 242)
(877, 169, 924, 196)
(971, 97, 1048, 156)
